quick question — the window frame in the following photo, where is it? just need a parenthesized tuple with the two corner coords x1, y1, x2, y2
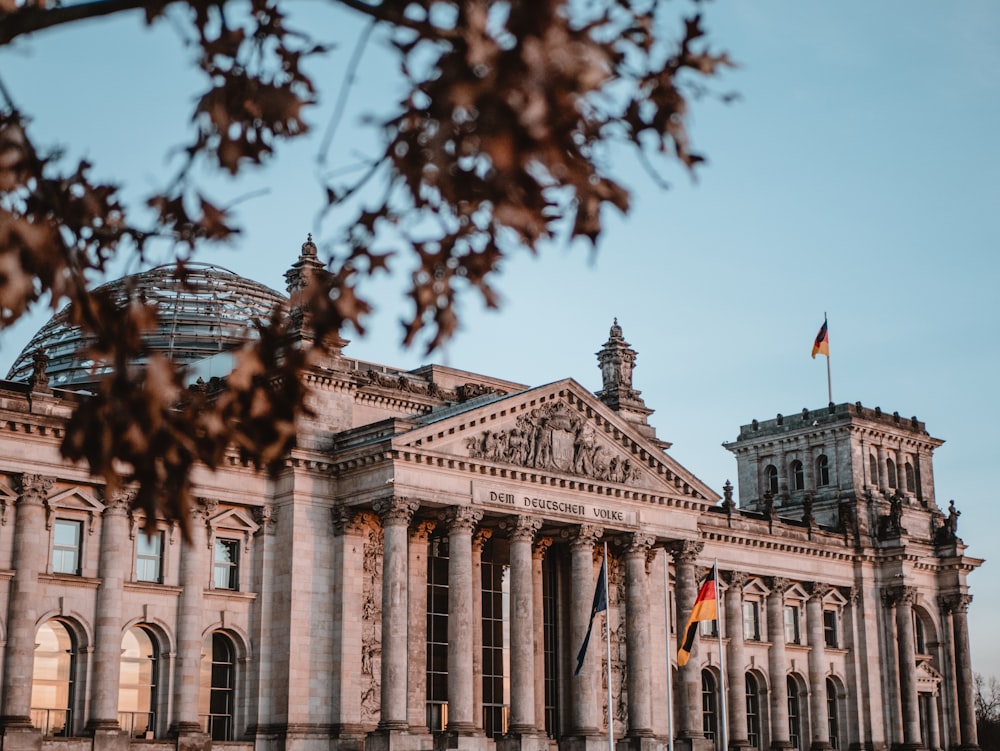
(52, 519, 84, 576)
(823, 609, 839, 648)
(743, 600, 761, 641)
(784, 604, 801, 645)
(815, 455, 830, 487)
(135, 530, 165, 584)
(212, 538, 240, 591)
(791, 460, 805, 492)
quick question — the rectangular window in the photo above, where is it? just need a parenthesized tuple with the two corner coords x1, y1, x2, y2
(212, 539, 239, 591)
(700, 618, 718, 637)
(136, 532, 163, 583)
(53, 519, 83, 575)
(784, 604, 800, 644)
(823, 609, 838, 648)
(743, 601, 761, 641)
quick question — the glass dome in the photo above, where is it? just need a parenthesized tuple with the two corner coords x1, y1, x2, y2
(6, 263, 287, 390)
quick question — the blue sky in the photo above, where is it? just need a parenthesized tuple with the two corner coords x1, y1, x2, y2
(2, 3, 999, 678)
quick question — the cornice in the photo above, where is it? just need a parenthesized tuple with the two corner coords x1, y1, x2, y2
(700, 528, 856, 563)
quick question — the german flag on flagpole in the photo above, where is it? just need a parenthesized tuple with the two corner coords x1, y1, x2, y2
(677, 564, 718, 667)
(811, 318, 830, 359)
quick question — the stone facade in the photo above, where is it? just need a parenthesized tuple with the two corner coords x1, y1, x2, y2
(0, 245, 982, 751)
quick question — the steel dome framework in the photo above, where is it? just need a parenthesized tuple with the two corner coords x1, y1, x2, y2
(6, 263, 287, 390)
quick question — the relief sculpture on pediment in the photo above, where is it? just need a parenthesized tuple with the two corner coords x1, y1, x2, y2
(465, 401, 641, 484)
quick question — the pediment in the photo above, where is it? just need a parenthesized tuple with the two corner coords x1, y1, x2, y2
(392, 379, 718, 502)
(46, 487, 104, 514)
(210, 508, 260, 535)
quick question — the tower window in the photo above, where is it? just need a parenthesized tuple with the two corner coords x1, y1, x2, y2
(791, 460, 804, 491)
(887, 458, 897, 489)
(764, 465, 778, 496)
(869, 455, 879, 486)
(905, 462, 916, 493)
(816, 455, 830, 487)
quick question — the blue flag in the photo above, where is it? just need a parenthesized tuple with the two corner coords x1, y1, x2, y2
(574, 553, 608, 675)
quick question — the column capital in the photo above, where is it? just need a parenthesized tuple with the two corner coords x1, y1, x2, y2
(532, 536, 553, 561)
(501, 514, 542, 543)
(16, 473, 54, 505)
(724, 570, 749, 590)
(625, 532, 655, 557)
(568, 523, 603, 550)
(409, 519, 437, 542)
(374, 496, 419, 526)
(667, 539, 703, 564)
(766, 576, 793, 596)
(939, 593, 973, 614)
(442, 505, 482, 533)
(472, 526, 492, 552)
(883, 584, 919, 608)
(806, 581, 833, 601)
(331, 506, 375, 535)
(103, 489, 134, 517)
(253, 503, 277, 529)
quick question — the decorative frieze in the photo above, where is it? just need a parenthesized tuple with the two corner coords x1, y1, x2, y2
(465, 400, 641, 483)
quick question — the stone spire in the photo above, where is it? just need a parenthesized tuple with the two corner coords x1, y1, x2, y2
(595, 319, 659, 442)
(283, 234, 347, 355)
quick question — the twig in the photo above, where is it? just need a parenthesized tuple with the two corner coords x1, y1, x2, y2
(317, 16, 375, 166)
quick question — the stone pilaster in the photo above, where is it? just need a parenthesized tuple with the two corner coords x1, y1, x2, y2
(373, 497, 418, 731)
(724, 572, 750, 751)
(1, 473, 53, 732)
(329, 507, 370, 741)
(87, 491, 133, 731)
(471, 527, 490, 732)
(805, 583, 831, 751)
(569, 525, 605, 738)
(942, 595, 980, 751)
(668, 540, 704, 743)
(172, 499, 212, 735)
(765, 578, 792, 750)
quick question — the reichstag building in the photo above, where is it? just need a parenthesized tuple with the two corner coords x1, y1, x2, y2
(0, 238, 981, 751)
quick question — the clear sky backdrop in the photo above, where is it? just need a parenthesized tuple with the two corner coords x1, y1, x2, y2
(2, 2, 999, 678)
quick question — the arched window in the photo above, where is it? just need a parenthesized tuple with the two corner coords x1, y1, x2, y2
(869, 454, 879, 486)
(200, 632, 236, 741)
(816, 455, 830, 487)
(764, 465, 778, 496)
(886, 458, 897, 489)
(702, 670, 718, 745)
(119, 627, 157, 738)
(791, 461, 804, 491)
(31, 620, 76, 736)
(745, 673, 762, 750)
(787, 676, 802, 750)
(826, 678, 841, 749)
(905, 462, 916, 493)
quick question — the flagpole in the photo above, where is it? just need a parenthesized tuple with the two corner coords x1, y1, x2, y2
(602, 542, 614, 751)
(663, 553, 674, 751)
(714, 560, 728, 751)
(824, 312, 832, 405)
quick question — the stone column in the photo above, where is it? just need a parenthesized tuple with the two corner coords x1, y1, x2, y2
(532, 538, 552, 735)
(407, 520, 437, 733)
(765, 578, 792, 750)
(373, 497, 418, 731)
(668, 540, 704, 742)
(87, 491, 132, 730)
(944, 595, 979, 750)
(805, 583, 831, 751)
(445, 507, 482, 735)
(926, 692, 941, 751)
(502, 516, 541, 735)
(886, 586, 921, 749)
(624, 534, 655, 742)
(1, 473, 54, 729)
(725, 572, 750, 751)
(569, 525, 604, 737)
(877, 446, 888, 494)
(172, 499, 211, 734)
